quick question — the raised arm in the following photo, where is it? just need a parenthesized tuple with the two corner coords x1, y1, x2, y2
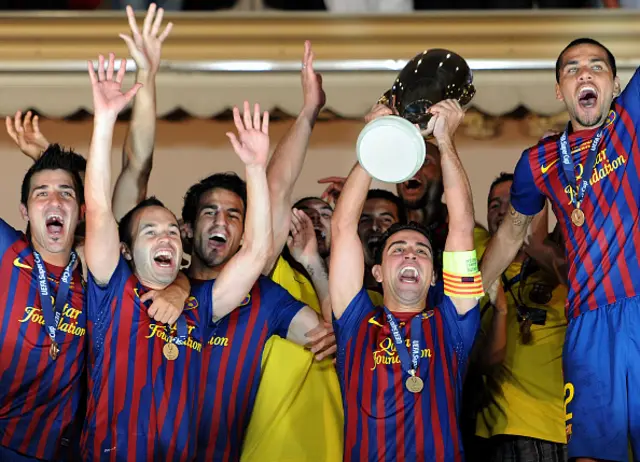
(481, 208, 533, 291)
(211, 102, 273, 319)
(329, 162, 371, 319)
(426, 100, 479, 314)
(263, 40, 325, 275)
(287, 208, 331, 322)
(112, 4, 172, 220)
(85, 53, 142, 284)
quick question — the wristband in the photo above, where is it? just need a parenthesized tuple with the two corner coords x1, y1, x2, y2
(442, 250, 484, 299)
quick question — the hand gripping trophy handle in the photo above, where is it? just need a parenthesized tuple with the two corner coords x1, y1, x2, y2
(357, 49, 475, 183)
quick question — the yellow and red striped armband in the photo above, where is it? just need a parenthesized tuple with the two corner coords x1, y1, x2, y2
(442, 250, 485, 299)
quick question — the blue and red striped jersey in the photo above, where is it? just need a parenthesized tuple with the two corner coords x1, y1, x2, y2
(511, 68, 640, 320)
(0, 218, 86, 460)
(82, 257, 207, 462)
(334, 286, 479, 462)
(192, 276, 304, 462)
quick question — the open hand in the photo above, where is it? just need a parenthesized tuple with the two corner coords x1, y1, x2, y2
(120, 3, 172, 76)
(287, 208, 320, 263)
(301, 40, 326, 112)
(6, 110, 50, 161)
(226, 101, 270, 168)
(317, 175, 346, 206)
(88, 53, 142, 120)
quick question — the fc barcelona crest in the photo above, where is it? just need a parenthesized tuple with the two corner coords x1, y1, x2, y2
(184, 296, 199, 311)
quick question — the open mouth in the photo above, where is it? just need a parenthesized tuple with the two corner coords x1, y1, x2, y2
(404, 178, 423, 191)
(314, 228, 326, 243)
(578, 86, 598, 109)
(153, 249, 174, 268)
(399, 266, 420, 284)
(208, 232, 228, 248)
(45, 214, 65, 237)
(367, 235, 381, 252)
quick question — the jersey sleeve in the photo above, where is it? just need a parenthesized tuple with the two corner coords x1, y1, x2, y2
(437, 292, 480, 360)
(510, 151, 546, 216)
(259, 277, 305, 339)
(618, 66, 640, 118)
(333, 286, 376, 346)
(0, 218, 22, 257)
(86, 256, 131, 348)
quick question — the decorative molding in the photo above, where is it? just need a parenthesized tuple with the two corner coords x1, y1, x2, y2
(524, 112, 570, 138)
(0, 10, 638, 61)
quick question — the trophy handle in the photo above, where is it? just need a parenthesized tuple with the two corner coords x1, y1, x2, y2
(458, 84, 476, 107)
(377, 89, 393, 107)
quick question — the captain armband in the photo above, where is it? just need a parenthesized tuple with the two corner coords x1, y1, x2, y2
(442, 250, 485, 299)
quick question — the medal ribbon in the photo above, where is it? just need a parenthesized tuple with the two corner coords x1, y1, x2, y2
(559, 123, 605, 209)
(383, 307, 424, 378)
(33, 250, 77, 350)
(171, 316, 188, 347)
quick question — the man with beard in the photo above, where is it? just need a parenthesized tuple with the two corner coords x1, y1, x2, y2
(294, 196, 333, 263)
(481, 38, 640, 462)
(181, 101, 336, 462)
(473, 173, 568, 462)
(330, 99, 482, 461)
(0, 146, 86, 462)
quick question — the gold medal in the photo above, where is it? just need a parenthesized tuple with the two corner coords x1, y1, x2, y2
(49, 341, 59, 361)
(163, 343, 179, 361)
(571, 208, 585, 227)
(405, 375, 424, 393)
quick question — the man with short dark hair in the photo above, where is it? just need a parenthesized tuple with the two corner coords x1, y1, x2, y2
(81, 52, 198, 461)
(0, 146, 86, 462)
(330, 99, 482, 461)
(481, 37, 640, 462)
(180, 101, 335, 462)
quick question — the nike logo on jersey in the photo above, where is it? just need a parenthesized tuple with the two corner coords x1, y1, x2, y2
(13, 257, 32, 270)
(541, 158, 560, 174)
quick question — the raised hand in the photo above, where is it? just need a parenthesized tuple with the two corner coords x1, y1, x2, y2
(226, 101, 270, 168)
(6, 110, 50, 161)
(422, 99, 465, 143)
(88, 53, 142, 121)
(317, 175, 346, 206)
(287, 208, 319, 263)
(301, 40, 326, 112)
(119, 4, 172, 76)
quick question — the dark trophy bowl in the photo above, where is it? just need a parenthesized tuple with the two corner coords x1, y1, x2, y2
(379, 49, 475, 129)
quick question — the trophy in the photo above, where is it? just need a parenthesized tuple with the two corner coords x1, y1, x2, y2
(357, 49, 475, 183)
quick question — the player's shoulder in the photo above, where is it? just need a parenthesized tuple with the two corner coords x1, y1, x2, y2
(87, 254, 132, 292)
(524, 133, 561, 160)
(258, 275, 299, 303)
(0, 218, 24, 252)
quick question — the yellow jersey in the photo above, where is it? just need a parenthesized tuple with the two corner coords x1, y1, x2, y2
(475, 242, 567, 444)
(241, 256, 343, 462)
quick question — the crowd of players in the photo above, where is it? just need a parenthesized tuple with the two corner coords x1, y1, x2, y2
(0, 3, 638, 462)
